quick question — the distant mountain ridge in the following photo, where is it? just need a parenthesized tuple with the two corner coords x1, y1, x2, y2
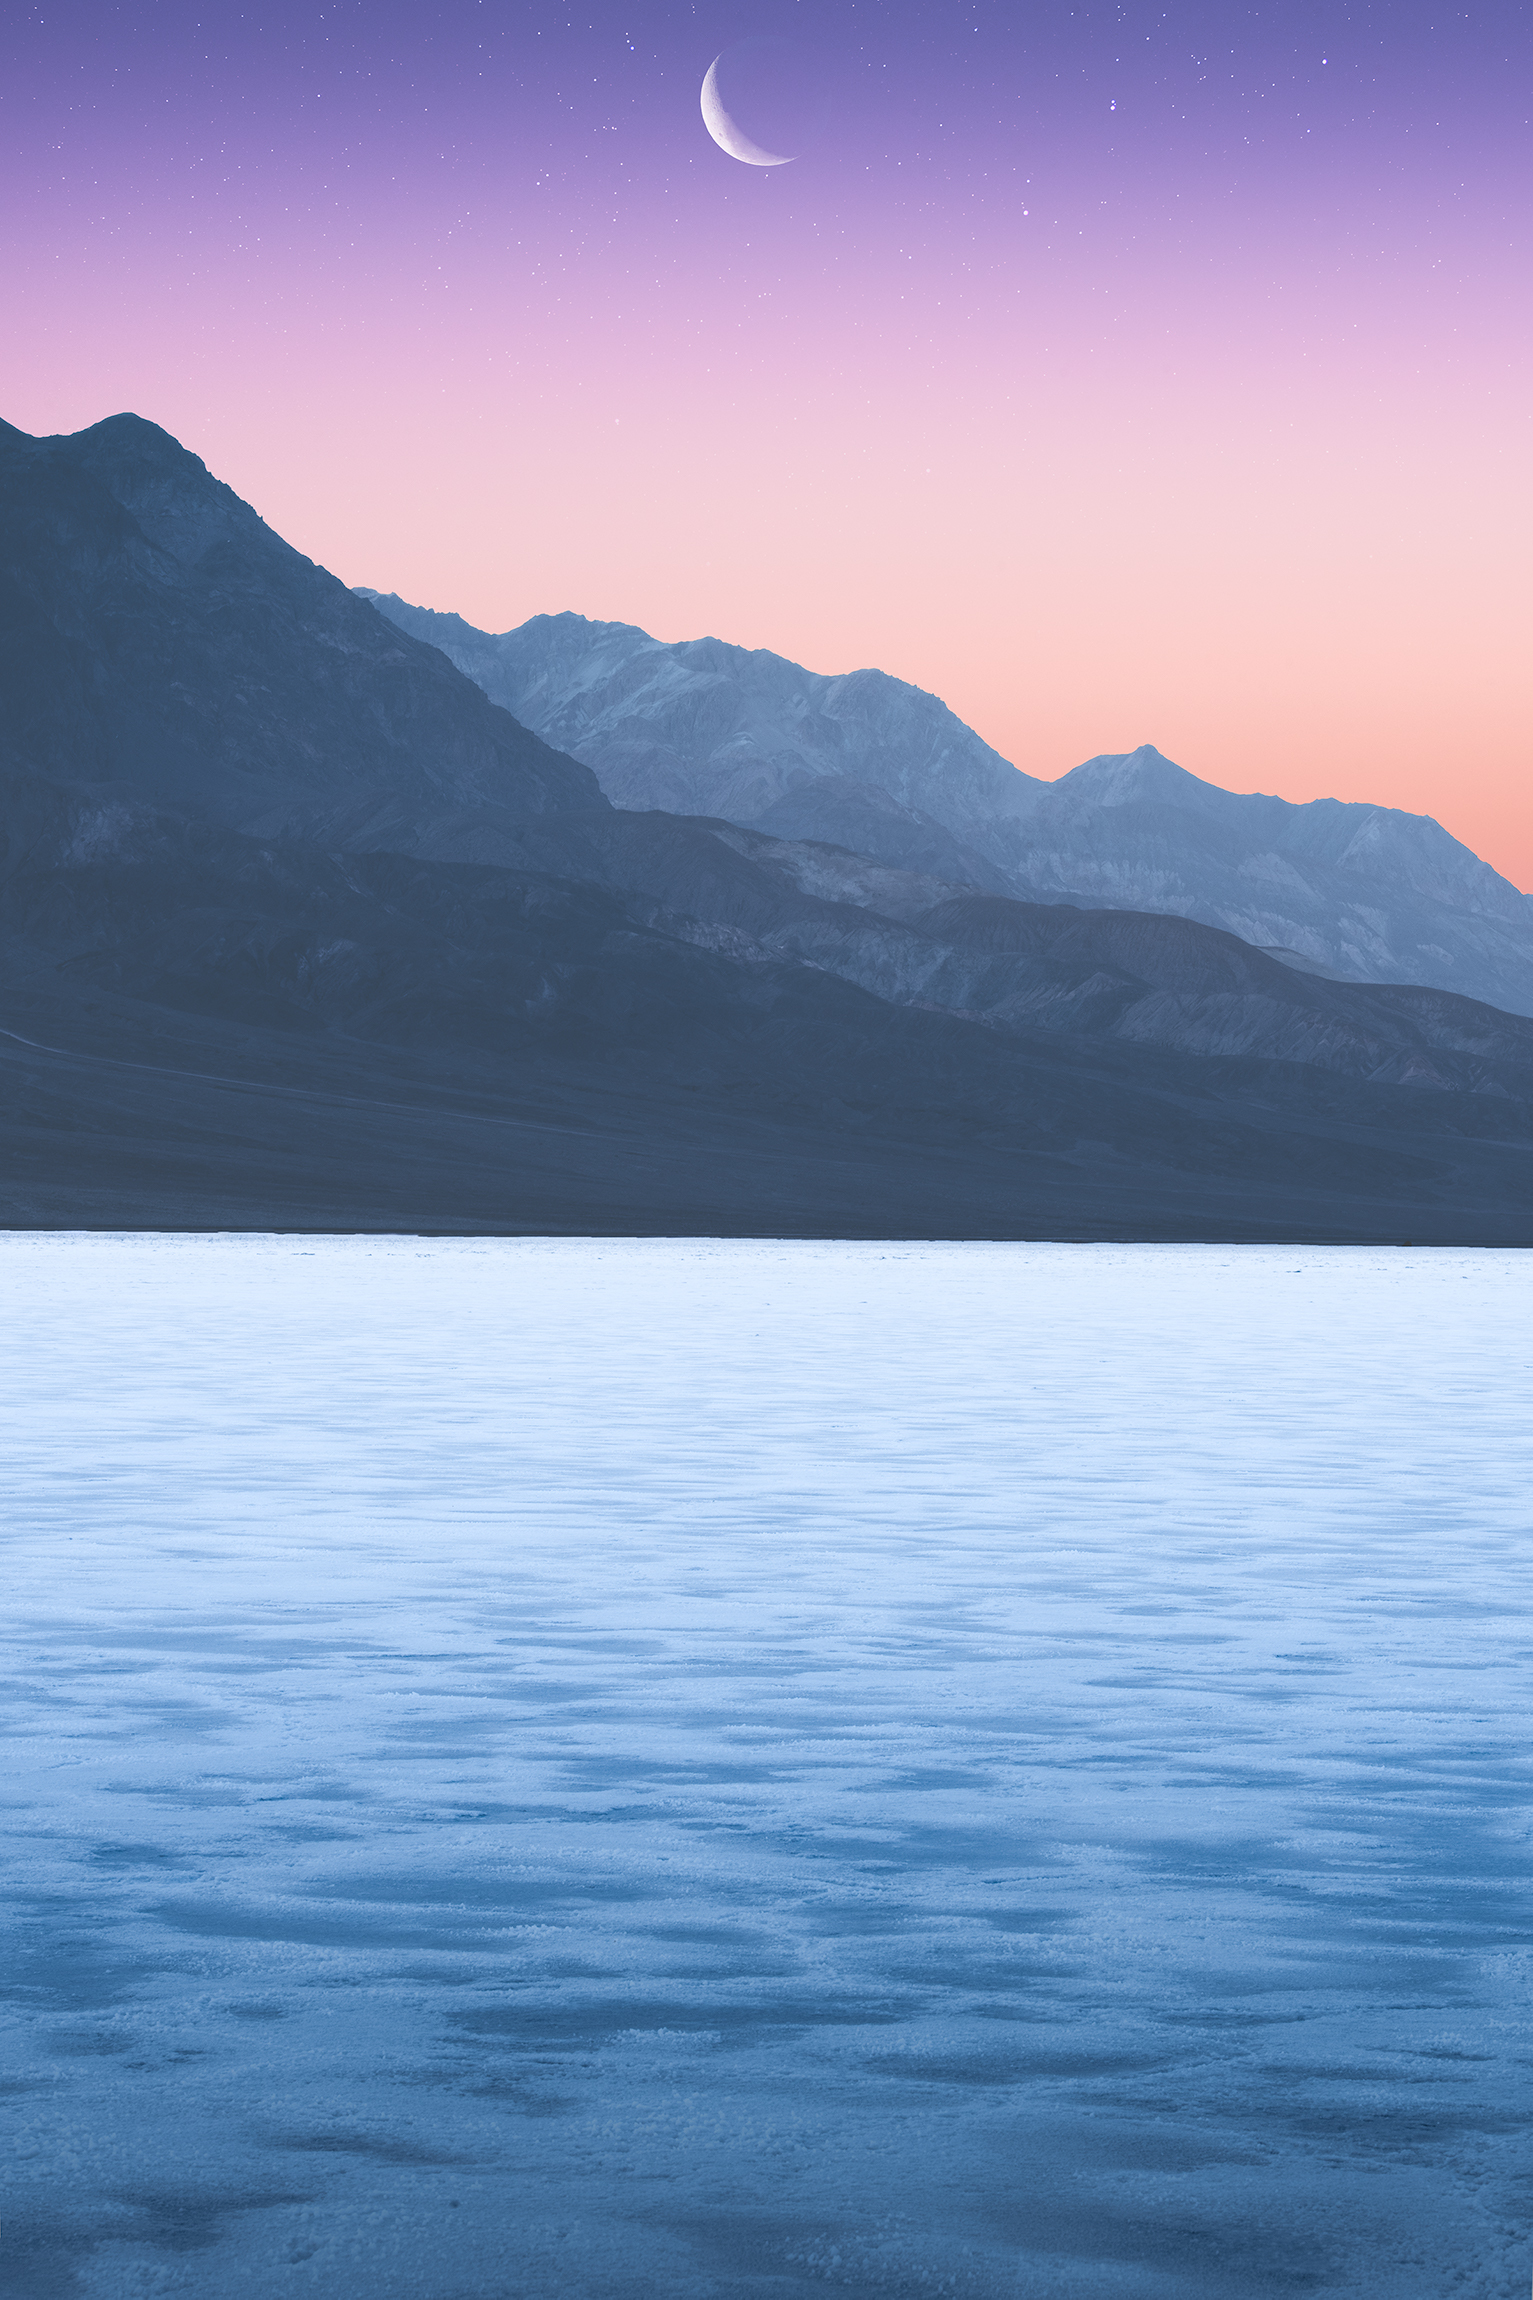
(360, 596, 1533, 1017)
(355, 600, 1036, 887)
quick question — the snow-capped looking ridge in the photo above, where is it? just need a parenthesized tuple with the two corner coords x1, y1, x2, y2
(357, 593, 1533, 1016)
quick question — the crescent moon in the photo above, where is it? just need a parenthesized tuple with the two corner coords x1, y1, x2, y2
(700, 56, 794, 167)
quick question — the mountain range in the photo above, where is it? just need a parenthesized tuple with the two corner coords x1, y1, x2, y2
(362, 596, 1533, 1018)
(1, 412, 1530, 1240)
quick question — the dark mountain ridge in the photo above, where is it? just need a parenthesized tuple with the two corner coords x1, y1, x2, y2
(0, 415, 601, 836)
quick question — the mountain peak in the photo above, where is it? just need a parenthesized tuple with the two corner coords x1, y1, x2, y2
(1059, 746, 1216, 809)
(1, 414, 605, 828)
(27, 411, 254, 569)
(0, 410, 194, 466)
(72, 411, 199, 459)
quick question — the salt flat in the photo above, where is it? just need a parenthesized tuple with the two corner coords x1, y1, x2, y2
(2, 1236, 1529, 2299)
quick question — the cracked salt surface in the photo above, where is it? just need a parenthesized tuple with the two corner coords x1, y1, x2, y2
(1, 1234, 1529, 2298)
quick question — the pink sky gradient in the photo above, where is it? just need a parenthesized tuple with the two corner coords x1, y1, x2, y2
(3, 0, 1528, 878)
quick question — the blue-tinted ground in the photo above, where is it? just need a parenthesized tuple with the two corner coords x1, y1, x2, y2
(2, 1237, 1529, 2299)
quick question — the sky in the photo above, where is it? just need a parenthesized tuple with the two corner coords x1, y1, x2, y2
(2, 0, 1529, 882)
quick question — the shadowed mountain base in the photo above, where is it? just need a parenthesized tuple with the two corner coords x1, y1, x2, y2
(2, 986, 1528, 1241)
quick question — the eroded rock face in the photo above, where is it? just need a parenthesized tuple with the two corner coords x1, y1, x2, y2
(354, 599, 1037, 865)
(361, 594, 1533, 1016)
(977, 747, 1533, 1017)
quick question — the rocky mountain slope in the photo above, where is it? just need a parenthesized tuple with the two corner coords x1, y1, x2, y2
(0, 416, 600, 840)
(346, 800, 1532, 1096)
(363, 597, 1533, 1017)
(988, 747, 1533, 1017)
